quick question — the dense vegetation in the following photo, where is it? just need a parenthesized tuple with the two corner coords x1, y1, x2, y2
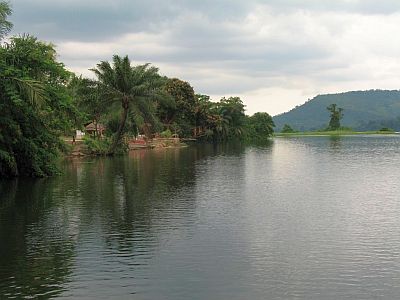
(273, 90, 400, 131)
(0, 2, 274, 178)
(1, 34, 76, 176)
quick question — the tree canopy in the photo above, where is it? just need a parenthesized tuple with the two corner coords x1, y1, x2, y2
(0, 35, 76, 177)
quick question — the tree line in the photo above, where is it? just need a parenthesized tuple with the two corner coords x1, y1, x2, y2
(0, 2, 274, 177)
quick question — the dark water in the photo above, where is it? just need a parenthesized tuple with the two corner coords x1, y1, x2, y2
(1, 136, 400, 299)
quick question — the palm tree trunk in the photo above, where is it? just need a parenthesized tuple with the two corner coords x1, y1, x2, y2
(108, 99, 129, 155)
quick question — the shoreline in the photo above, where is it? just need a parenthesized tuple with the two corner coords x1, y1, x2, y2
(65, 137, 189, 158)
(274, 131, 398, 137)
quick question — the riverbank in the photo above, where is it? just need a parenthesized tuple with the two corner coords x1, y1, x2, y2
(65, 137, 189, 157)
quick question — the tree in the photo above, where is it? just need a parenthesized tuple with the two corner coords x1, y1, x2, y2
(70, 76, 106, 138)
(327, 103, 344, 130)
(214, 97, 246, 139)
(160, 78, 196, 136)
(91, 55, 169, 154)
(193, 94, 213, 137)
(188, 95, 248, 141)
(0, 35, 76, 177)
(281, 124, 295, 133)
(0, 1, 12, 40)
(246, 112, 275, 139)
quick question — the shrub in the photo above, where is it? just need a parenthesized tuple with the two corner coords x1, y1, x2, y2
(83, 136, 111, 155)
(281, 124, 295, 133)
(160, 129, 172, 138)
(379, 127, 394, 132)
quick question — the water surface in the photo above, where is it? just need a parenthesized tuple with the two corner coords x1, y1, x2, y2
(1, 136, 400, 299)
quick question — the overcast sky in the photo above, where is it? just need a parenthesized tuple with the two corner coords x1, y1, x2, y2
(8, 0, 400, 115)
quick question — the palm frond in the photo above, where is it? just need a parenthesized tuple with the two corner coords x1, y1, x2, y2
(11, 77, 47, 107)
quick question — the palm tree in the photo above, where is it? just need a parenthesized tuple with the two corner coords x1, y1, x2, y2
(91, 55, 169, 154)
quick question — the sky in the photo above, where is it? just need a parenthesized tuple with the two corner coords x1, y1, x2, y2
(8, 0, 400, 116)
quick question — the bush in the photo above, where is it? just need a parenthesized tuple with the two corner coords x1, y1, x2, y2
(281, 124, 295, 133)
(160, 129, 172, 138)
(379, 127, 394, 132)
(83, 136, 111, 155)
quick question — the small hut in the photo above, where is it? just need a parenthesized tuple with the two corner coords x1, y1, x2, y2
(85, 122, 106, 138)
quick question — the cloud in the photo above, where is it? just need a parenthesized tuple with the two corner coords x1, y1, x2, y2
(11, 0, 400, 41)
(8, 1, 400, 115)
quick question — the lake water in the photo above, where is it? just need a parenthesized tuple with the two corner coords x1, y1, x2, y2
(1, 136, 400, 299)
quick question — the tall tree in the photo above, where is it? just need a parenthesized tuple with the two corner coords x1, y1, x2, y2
(327, 104, 344, 130)
(0, 1, 12, 40)
(215, 97, 246, 139)
(70, 76, 106, 138)
(91, 55, 169, 154)
(193, 94, 213, 137)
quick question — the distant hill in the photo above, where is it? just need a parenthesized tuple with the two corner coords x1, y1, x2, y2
(273, 90, 400, 132)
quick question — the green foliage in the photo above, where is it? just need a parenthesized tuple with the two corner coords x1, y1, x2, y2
(82, 136, 112, 155)
(160, 129, 173, 138)
(160, 78, 195, 136)
(281, 124, 295, 133)
(105, 114, 121, 135)
(379, 127, 394, 132)
(68, 76, 104, 133)
(245, 112, 275, 140)
(326, 103, 344, 130)
(0, 35, 76, 177)
(218, 97, 246, 138)
(0, 1, 12, 40)
(203, 97, 246, 141)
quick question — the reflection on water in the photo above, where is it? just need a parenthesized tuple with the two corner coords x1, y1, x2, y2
(329, 135, 342, 150)
(1, 137, 400, 299)
(0, 179, 76, 298)
(0, 144, 246, 299)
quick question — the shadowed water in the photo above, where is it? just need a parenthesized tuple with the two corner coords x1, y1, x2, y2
(1, 137, 400, 299)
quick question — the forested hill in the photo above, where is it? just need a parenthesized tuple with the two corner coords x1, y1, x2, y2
(273, 90, 400, 131)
